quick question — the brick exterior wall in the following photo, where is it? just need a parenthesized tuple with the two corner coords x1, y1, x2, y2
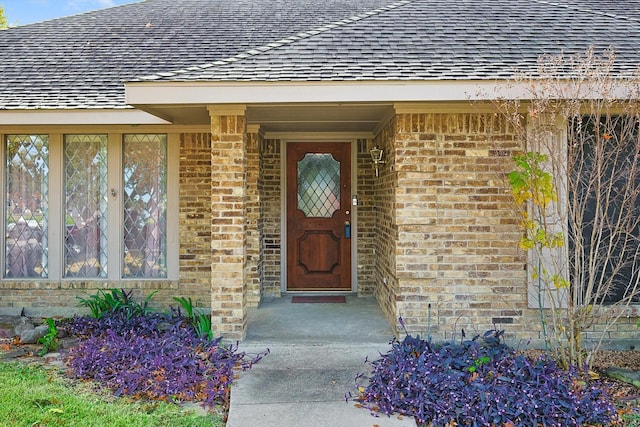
(371, 112, 533, 341)
(245, 130, 260, 307)
(583, 309, 640, 346)
(209, 112, 248, 339)
(179, 132, 214, 308)
(258, 138, 282, 297)
(356, 138, 377, 296)
(397, 112, 529, 340)
(0, 280, 179, 317)
(371, 118, 399, 327)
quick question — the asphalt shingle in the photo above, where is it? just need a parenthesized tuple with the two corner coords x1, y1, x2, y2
(0, 0, 394, 109)
(1, 0, 639, 109)
(158, 0, 640, 83)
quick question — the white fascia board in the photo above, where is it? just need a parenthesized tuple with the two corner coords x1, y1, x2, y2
(125, 80, 524, 105)
(126, 79, 640, 105)
(0, 109, 171, 125)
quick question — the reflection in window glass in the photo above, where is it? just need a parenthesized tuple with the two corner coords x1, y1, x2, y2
(123, 134, 167, 278)
(64, 135, 108, 278)
(4, 135, 49, 278)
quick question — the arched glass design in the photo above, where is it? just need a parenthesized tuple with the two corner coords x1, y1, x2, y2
(297, 153, 340, 218)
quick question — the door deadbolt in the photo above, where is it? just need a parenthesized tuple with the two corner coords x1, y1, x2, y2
(344, 220, 351, 239)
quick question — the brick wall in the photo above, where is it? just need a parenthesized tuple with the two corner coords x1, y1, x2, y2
(392, 112, 529, 340)
(356, 138, 377, 295)
(178, 132, 213, 308)
(364, 111, 640, 346)
(245, 131, 260, 306)
(366, 112, 533, 340)
(209, 112, 247, 339)
(258, 138, 282, 297)
(4, 110, 638, 347)
(371, 117, 400, 327)
(0, 280, 179, 317)
(583, 306, 640, 348)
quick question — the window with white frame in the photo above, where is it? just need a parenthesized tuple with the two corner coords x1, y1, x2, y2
(3, 133, 175, 280)
(64, 134, 108, 278)
(4, 134, 49, 278)
(122, 134, 168, 278)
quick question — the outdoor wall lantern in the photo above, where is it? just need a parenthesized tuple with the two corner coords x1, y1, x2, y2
(370, 146, 385, 177)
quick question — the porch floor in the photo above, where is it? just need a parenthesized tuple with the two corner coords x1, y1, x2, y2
(244, 295, 396, 344)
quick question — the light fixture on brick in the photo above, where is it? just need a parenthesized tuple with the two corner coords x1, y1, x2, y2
(370, 146, 385, 177)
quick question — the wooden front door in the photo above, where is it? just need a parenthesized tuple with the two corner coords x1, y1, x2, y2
(286, 142, 352, 291)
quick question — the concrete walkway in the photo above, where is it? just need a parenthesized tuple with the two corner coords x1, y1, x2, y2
(226, 296, 417, 427)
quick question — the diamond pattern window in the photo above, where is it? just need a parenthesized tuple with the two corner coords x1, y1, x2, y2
(123, 134, 167, 278)
(2, 133, 174, 281)
(64, 135, 108, 278)
(4, 135, 49, 278)
(297, 153, 340, 218)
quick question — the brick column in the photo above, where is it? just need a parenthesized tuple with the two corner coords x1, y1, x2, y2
(208, 105, 248, 340)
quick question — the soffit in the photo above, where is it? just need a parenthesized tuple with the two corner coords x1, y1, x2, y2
(142, 103, 394, 134)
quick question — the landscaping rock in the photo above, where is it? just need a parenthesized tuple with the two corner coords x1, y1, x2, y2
(42, 352, 67, 368)
(20, 324, 49, 344)
(604, 367, 640, 388)
(0, 321, 14, 338)
(13, 317, 34, 336)
(0, 314, 29, 337)
(57, 327, 69, 339)
(180, 401, 210, 418)
(0, 347, 27, 360)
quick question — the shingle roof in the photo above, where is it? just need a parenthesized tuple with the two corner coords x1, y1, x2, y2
(147, 0, 640, 82)
(1, 0, 640, 110)
(0, 0, 394, 109)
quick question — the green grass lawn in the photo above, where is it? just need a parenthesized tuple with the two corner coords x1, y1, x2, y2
(0, 361, 223, 427)
(623, 412, 640, 427)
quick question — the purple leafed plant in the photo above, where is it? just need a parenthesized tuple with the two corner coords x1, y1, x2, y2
(351, 328, 617, 426)
(63, 310, 267, 409)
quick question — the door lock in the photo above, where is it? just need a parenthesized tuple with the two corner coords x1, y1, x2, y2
(344, 220, 351, 239)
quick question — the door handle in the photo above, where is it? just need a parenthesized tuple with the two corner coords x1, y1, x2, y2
(344, 220, 351, 239)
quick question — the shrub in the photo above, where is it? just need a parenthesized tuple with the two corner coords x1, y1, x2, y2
(63, 298, 267, 410)
(352, 328, 617, 426)
(77, 288, 156, 319)
(173, 296, 213, 340)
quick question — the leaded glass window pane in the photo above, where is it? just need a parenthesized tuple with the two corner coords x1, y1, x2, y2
(123, 134, 167, 278)
(5, 135, 48, 278)
(297, 153, 340, 218)
(64, 135, 108, 278)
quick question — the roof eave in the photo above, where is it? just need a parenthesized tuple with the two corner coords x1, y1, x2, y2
(125, 80, 521, 106)
(0, 108, 171, 125)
